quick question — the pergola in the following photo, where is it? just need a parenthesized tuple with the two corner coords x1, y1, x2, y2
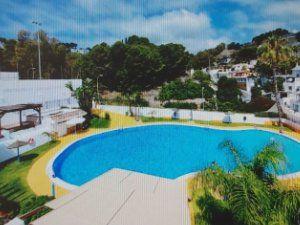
(0, 104, 42, 135)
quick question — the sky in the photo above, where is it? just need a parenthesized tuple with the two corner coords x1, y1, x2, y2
(0, 0, 299, 53)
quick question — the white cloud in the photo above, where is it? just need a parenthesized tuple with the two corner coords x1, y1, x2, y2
(1, 0, 299, 53)
(106, 10, 227, 52)
(265, 1, 300, 18)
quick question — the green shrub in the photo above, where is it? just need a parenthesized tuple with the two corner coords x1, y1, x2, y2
(255, 112, 279, 118)
(159, 79, 214, 101)
(0, 196, 20, 217)
(244, 96, 275, 113)
(196, 193, 237, 225)
(19, 196, 53, 215)
(104, 112, 110, 120)
(164, 102, 197, 109)
(89, 115, 110, 128)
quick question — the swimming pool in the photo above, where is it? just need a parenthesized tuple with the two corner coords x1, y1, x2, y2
(52, 124, 300, 186)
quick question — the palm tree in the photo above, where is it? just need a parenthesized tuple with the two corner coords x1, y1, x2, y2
(258, 36, 294, 130)
(193, 141, 300, 225)
(66, 78, 96, 122)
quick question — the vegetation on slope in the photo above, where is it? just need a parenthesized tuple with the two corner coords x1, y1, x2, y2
(0, 142, 58, 223)
(190, 141, 300, 225)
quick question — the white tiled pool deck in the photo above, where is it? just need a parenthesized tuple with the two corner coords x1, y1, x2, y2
(31, 169, 190, 225)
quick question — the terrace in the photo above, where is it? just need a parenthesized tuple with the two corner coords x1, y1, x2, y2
(0, 104, 42, 137)
(1, 110, 300, 225)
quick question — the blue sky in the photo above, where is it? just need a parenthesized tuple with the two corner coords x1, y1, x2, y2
(1, 0, 299, 53)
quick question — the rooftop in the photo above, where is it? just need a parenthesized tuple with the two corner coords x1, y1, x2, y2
(0, 104, 42, 115)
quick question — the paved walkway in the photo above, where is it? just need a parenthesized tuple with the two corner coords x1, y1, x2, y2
(27, 110, 139, 197)
(31, 169, 190, 225)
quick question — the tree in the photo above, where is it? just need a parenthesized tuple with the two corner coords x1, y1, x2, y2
(296, 32, 300, 42)
(192, 141, 300, 225)
(125, 35, 152, 46)
(121, 44, 164, 91)
(252, 28, 289, 45)
(159, 79, 214, 102)
(258, 36, 294, 128)
(17, 30, 31, 43)
(233, 45, 257, 63)
(191, 43, 225, 69)
(217, 77, 241, 103)
(158, 43, 190, 82)
(228, 42, 242, 50)
(251, 86, 262, 100)
(193, 70, 212, 86)
(65, 79, 97, 122)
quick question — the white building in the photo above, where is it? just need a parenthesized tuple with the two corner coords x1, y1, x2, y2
(0, 72, 81, 125)
(203, 68, 231, 83)
(0, 72, 82, 162)
(235, 76, 255, 103)
(282, 65, 300, 112)
(205, 63, 256, 103)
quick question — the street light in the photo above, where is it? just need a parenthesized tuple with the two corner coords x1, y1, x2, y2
(202, 87, 205, 111)
(32, 21, 42, 79)
(96, 74, 103, 104)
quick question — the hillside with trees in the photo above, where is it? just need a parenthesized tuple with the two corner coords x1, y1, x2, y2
(1, 28, 299, 114)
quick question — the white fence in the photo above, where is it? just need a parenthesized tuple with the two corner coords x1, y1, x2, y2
(0, 79, 81, 126)
(0, 126, 51, 163)
(282, 106, 300, 124)
(99, 105, 273, 125)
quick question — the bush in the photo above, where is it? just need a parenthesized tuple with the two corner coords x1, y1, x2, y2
(159, 79, 214, 101)
(104, 112, 110, 120)
(164, 102, 197, 109)
(217, 101, 237, 112)
(0, 196, 20, 218)
(196, 193, 237, 225)
(244, 96, 275, 113)
(19, 196, 53, 215)
(89, 115, 110, 128)
(255, 112, 279, 118)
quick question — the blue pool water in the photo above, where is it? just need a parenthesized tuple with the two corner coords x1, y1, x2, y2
(53, 125, 300, 186)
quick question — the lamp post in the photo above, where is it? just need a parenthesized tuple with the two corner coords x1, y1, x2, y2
(96, 69, 104, 108)
(32, 21, 42, 79)
(202, 87, 205, 111)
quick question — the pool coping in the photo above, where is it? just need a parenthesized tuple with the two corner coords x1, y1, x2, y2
(46, 122, 300, 190)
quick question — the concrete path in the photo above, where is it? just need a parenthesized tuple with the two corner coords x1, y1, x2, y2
(32, 169, 190, 225)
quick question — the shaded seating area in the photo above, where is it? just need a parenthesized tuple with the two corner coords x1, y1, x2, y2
(49, 109, 86, 136)
(0, 104, 42, 137)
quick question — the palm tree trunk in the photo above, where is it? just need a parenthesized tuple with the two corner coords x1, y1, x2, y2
(273, 70, 283, 131)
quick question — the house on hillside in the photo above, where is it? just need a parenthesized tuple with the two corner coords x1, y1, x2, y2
(282, 64, 300, 112)
(205, 62, 256, 102)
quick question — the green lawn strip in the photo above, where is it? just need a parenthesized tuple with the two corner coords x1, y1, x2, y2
(141, 116, 189, 123)
(194, 120, 293, 132)
(141, 116, 293, 132)
(0, 141, 59, 217)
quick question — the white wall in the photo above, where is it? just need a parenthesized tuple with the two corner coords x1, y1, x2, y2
(99, 105, 272, 125)
(0, 128, 51, 163)
(0, 72, 19, 81)
(0, 79, 81, 125)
